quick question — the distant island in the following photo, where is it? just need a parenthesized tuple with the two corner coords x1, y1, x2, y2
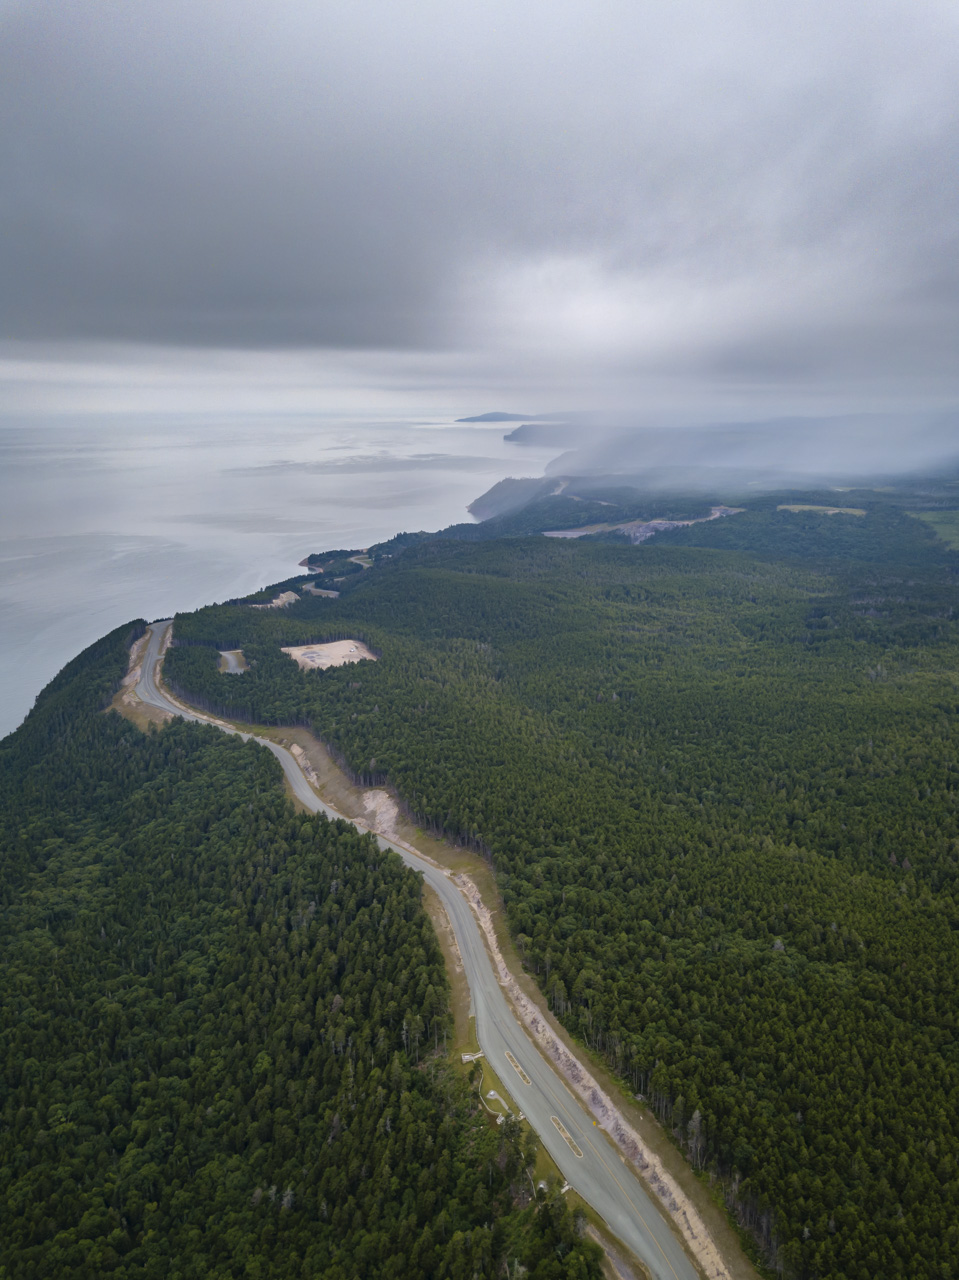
(455, 411, 532, 422)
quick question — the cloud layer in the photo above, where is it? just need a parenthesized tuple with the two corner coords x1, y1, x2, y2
(3, 0, 958, 402)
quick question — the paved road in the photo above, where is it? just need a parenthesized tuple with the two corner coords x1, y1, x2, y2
(136, 621, 700, 1280)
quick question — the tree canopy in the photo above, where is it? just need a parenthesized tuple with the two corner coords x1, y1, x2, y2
(164, 493, 959, 1278)
(0, 623, 601, 1280)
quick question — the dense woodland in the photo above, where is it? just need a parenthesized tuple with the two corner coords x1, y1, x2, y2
(0, 626, 601, 1278)
(164, 493, 959, 1279)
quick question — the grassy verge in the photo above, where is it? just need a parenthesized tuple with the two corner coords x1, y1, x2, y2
(422, 883, 472, 1055)
(587, 1222, 650, 1280)
(473, 1058, 515, 1120)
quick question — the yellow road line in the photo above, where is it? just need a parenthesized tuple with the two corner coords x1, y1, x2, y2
(552, 1094, 684, 1280)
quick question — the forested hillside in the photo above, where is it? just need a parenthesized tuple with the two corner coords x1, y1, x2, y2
(0, 624, 601, 1279)
(166, 498, 959, 1279)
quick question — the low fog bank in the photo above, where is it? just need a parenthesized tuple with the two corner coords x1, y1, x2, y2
(503, 411, 959, 492)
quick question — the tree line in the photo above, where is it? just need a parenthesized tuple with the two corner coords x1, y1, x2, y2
(164, 498, 959, 1278)
(0, 621, 601, 1279)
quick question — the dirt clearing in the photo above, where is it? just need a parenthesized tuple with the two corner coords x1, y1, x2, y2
(777, 504, 865, 516)
(281, 639, 376, 670)
(251, 589, 300, 609)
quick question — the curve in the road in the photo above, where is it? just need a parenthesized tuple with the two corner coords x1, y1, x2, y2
(134, 621, 703, 1280)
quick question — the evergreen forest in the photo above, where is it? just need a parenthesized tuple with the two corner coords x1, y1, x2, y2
(161, 493, 959, 1279)
(0, 625, 602, 1279)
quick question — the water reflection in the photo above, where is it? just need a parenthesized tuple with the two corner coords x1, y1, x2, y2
(0, 412, 555, 737)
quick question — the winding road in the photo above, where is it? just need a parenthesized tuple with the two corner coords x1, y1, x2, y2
(135, 621, 703, 1280)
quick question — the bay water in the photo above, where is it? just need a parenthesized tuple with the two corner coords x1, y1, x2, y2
(0, 412, 555, 738)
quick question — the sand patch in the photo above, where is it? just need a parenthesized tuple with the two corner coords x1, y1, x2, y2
(361, 788, 402, 841)
(778, 504, 865, 516)
(543, 523, 614, 538)
(281, 639, 376, 670)
(544, 505, 744, 545)
(122, 631, 149, 687)
(251, 590, 300, 609)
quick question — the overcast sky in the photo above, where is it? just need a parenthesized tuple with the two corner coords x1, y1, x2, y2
(2, 0, 958, 416)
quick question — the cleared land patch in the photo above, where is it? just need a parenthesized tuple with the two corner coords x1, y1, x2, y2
(218, 649, 248, 673)
(250, 589, 299, 609)
(543, 504, 743, 544)
(281, 639, 377, 670)
(911, 509, 959, 549)
(777, 504, 866, 516)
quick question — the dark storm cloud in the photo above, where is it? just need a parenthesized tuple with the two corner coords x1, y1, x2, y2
(2, 0, 959, 392)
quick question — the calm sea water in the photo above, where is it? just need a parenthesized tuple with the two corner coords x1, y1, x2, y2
(0, 412, 555, 738)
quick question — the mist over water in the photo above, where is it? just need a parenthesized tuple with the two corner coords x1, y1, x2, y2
(0, 413, 557, 738)
(5, 404, 956, 739)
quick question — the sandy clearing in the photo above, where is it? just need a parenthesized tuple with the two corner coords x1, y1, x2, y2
(777, 504, 866, 516)
(281, 639, 377, 670)
(290, 743, 322, 789)
(543, 523, 615, 538)
(360, 788, 402, 840)
(251, 590, 300, 609)
(544, 505, 744, 545)
(587, 1226, 645, 1280)
(121, 631, 149, 687)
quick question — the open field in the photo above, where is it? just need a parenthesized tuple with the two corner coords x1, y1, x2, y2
(912, 508, 959, 548)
